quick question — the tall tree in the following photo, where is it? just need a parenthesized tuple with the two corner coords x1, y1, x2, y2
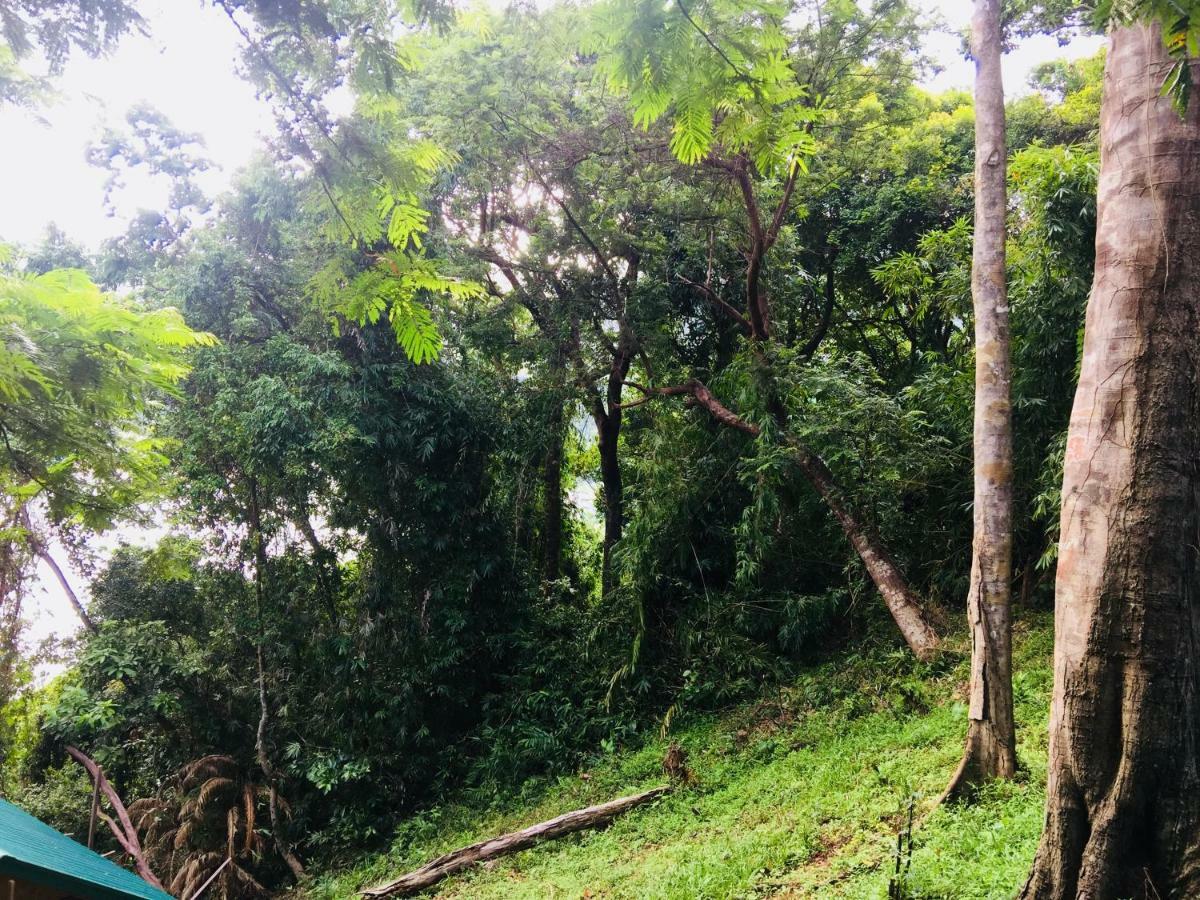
(943, 0, 1017, 800)
(594, 0, 941, 658)
(1022, 17, 1200, 898)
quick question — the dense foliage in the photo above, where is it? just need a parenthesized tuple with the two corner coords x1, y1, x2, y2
(0, 1, 1121, 895)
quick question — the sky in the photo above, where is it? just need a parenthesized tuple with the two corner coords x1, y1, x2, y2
(3, 0, 1104, 654)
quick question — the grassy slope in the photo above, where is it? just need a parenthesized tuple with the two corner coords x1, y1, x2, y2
(302, 616, 1053, 899)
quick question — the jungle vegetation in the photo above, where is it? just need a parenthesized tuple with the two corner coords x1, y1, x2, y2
(1, 1, 1199, 898)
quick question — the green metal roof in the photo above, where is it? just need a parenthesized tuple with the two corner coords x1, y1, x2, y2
(0, 798, 173, 899)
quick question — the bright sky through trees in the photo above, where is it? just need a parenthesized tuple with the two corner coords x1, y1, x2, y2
(0, 1, 1101, 250)
(3, 0, 1101, 657)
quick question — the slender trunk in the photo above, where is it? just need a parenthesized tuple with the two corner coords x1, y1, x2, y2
(787, 440, 940, 661)
(664, 380, 940, 659)
(944, 0, 1016, 801)
(294, 507, 339, 626)
(543, 395, 564, 583)
(1021, 24, 1200, 898)
(596, 335, 633, 598)
(247, 481, 306, 883)
(797, 254, 836, 359)
(66, 746, 165, 891)
(34, 543, 97, 634)
(596, 408, 622, 597)
(19, 509, 96, 634)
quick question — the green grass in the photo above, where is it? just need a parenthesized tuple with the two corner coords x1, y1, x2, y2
(300, 617, 1054, 899)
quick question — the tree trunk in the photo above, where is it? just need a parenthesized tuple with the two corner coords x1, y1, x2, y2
(543, 394, 564, 583)
(1021, 23, 1200, 899)
(66, 746, 166, 891)
(788, 441, 941, 662)
(659, 379, 941, 660)
(596, 407, 623, 598)
(944, 0, 1016, 801)
(18, 508, 97, 634)
(247, 481, 306, 883)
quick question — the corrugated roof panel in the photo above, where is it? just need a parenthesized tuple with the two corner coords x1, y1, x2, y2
(0, 798, 173, 899)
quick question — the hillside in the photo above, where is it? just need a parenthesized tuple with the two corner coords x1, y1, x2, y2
(302, 618, 1053, 899)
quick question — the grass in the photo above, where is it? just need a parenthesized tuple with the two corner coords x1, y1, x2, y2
(299, 616, 1054, 899)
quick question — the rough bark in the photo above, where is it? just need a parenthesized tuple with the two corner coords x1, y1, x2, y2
(1021, 23, 1200, 899)
(944, 0, 1017, 802)
(362, 787, 669, 897)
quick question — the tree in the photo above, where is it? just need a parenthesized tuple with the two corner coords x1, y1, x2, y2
(1022, 17, 1200, 899)
(0, 263, 212, 637)
(0, 0, 142, 107)
(592, 0, 941, 658)
(943, 0, 1017, 801)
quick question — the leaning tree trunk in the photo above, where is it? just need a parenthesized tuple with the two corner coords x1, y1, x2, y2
(667, 379, 941, 660)
(1021, 23, 1200, 899)
(945, 0, 1016, 801)
(788, 441, 940, 661)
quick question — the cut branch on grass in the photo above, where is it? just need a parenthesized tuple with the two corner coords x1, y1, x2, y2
(361, 786, 670, 898)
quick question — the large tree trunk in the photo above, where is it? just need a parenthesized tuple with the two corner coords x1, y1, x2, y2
(945, 0, 1016, 800)
(1021, 23, 1200, 899)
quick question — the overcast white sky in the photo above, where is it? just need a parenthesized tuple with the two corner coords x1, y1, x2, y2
(3, 0, 1103, 652)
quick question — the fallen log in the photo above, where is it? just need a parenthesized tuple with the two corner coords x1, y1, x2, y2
(361, 785, 670, 897)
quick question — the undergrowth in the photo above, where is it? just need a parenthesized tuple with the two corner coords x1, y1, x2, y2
(298, 614, 1053, 899)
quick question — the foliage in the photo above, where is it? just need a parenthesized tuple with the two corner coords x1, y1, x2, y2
(303, 616, 1055, 900)
(0, 265, 213, 529)
(0, 0, 142, 106)
(2, 4, 1114, 897)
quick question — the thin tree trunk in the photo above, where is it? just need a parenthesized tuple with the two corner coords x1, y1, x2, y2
(247, 481, 306, 883)
(293, 506, 339, 626)
(944, 0, 1016, 801)
(596, 408, 623, 598)
(646, 380, 940, 660)
(34, 544, 97, 634)
(543, 394, 564, 583)
(66, 746, 165, 891)
(787, 440, 940, 662)
(595, 335, 633, 599)
(1021, 23, 1200, 898)
(18, 508, 96, 634)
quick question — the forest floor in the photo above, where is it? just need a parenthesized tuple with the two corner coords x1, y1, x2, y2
(299, 615, 1054, 899)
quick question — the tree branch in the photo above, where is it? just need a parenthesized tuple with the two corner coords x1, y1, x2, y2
(677, 274, 753, 334)
(66, 747, 165, 891)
